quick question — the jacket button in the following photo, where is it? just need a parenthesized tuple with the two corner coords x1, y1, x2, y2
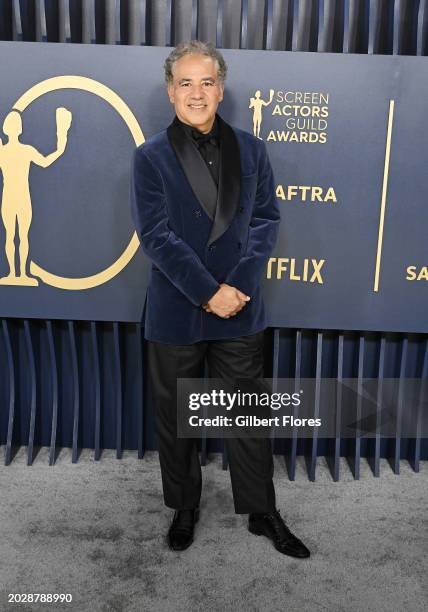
(239, 206, 244, 213)
(209, 244, 216, 251)
(194, 209, 202, 217)
(237, 241, 242, 250)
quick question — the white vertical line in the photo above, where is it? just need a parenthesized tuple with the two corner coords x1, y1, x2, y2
(373, 100, 395, 292)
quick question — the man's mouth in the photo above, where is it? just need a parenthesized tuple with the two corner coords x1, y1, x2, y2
(188, 104, 206, 109)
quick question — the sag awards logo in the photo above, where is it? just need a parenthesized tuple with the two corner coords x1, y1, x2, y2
(0, 75, 144, 290)
(249, 88, 331, 287)
(249, 88, 336, 206)
(249, 88, 329, 143)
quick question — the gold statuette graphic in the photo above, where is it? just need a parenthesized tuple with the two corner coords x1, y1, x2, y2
(0, 107, 72, 286)
(249, 89, 274, 139)
(0, 75, 144, 290)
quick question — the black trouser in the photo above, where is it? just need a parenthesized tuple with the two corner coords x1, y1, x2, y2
(147, 331, 276, 514)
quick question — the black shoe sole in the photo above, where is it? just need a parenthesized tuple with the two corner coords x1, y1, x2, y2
(248, 523, 310, 558)
(167, 536, 194, 552)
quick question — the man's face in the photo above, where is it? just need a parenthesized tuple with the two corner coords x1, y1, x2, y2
(167, 53, 224, 133)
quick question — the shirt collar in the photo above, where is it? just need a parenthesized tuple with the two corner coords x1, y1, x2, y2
(174, 114, 220, 144)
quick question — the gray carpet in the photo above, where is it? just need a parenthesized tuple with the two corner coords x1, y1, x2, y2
(0, 447, 427, 612)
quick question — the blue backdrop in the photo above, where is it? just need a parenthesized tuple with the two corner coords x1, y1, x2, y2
(0, 1, 426, 479)
(0, 42, 426, 334)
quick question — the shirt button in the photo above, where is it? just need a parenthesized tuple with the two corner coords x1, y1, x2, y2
(237, 241, 242, 250)
(239, 206, 244, 213)
(208, 161, 213, 165)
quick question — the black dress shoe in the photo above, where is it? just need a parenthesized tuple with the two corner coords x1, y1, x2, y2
(167, 507, 199, 551)
(248, 509, 310, 558)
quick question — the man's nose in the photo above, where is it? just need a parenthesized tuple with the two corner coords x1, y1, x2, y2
(190, 85, 204, 97)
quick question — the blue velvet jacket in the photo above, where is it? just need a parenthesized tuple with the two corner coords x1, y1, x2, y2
(130, 114, 280, 344)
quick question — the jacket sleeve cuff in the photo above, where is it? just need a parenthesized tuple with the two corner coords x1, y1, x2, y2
(198, 282, 221, 306)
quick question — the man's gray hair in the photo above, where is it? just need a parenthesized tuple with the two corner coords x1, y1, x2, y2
(164, 40, 227, 85)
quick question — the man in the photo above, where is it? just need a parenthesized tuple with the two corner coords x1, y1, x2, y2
(130, 41, 310, 558)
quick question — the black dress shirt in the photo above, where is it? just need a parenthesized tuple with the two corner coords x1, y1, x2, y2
(175, 115, 220, 186)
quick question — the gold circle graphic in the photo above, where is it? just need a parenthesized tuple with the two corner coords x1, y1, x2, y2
(13, 75, 144, 290)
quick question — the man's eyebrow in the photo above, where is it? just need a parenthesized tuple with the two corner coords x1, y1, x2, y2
(177, 76, 216, 84)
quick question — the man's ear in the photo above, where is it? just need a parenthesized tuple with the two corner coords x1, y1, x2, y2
(167, 83, 174, 104)
(218, 83, 224, 103)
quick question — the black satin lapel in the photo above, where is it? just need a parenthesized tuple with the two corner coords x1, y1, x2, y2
(208, 115, 241, 245)
(167, 120, 218, 220)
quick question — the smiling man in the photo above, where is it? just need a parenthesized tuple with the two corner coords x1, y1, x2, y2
(130, 41, 310, 558)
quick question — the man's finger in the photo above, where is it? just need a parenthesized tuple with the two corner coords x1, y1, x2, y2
(230, 303, 247, 315)
(236, 290, 251, 301)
